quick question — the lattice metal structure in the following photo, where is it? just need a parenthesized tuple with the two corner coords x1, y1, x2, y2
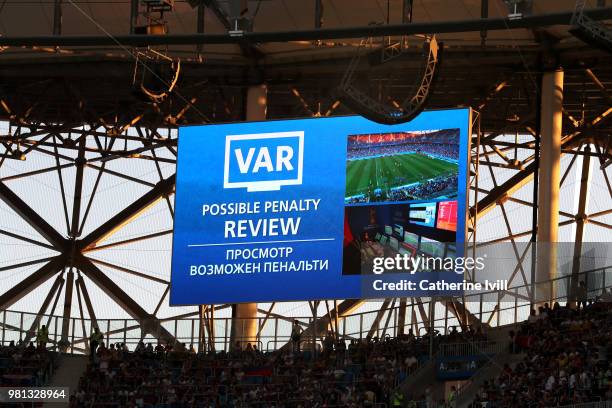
(0, 0, 610, 352)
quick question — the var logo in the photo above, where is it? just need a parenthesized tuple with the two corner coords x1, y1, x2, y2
(224, 131, 304, 192)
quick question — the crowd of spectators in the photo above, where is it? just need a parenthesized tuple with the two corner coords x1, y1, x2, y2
(7, 296, 606, 407)
(69, 320, 497, 408)
(70, 329, 439, 408)
(388, 174, 458, 201)
(0, 340, 56, 386)
(347, 142, 459, 161)
(347, 130, 458, 159)
(345, 174, 458, 204)
(471, 297, 612, 407)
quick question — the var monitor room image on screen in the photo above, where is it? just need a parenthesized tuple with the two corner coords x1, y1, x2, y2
(437, 200, 458, 232)
(404, 231, 419, 247)
(420, 237, 445, 257)
(408, 202, 437, 227)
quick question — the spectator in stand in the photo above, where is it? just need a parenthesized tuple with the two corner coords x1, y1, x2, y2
(135, 340, 145, 353)
(291, 320, 302, 353)
(578, 280, 588, 309)
(0, 342, 55, 387)
(88, 327, 103, 362)
(36, 324, 48, 350)
(323, 331, 334, 356)
(448, 385, 458, 408)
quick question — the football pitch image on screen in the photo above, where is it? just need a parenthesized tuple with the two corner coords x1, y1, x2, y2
(345, 128, 460, 205)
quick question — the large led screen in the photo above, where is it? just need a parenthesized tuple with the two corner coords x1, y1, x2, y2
(171, 109, 471, 304)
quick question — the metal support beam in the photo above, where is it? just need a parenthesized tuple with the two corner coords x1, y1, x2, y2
(203, 0, 263, 58)
(75, 255, 175, 343)
(76, 275, 99, 330)
(569, 144, 592, 306)
(256, 302, 275, 340)
(53, 0, 62, 36)
(0, 256, 66, 310)
(585, 68, 612, 105)
(402, 0, 413, 23)
(366, 299, 391, 338)
(397, 298, 407, 336)
(0, 181, 67, 249)
(198, 305, 205, 353)
(442, 298, 487, 329)
(315, 0, 324, 28)
(70, 139, 86, 238)
(46, 278, 65, 329)
(78, 175, 175, 250)
(481, 0, 488, 45)
(59, 268, 74, 351)
(197, 4, 205, 60)
(281, 299, 363, 351)
(130, 0, 139, 34)
(2, 8, 612, 46)
(228, 0, 248, 30)
(24, 274, 64, 345)
(415, 297, 429, 327)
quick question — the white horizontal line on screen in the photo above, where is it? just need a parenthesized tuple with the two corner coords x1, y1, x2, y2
(188, 238, 336, 248)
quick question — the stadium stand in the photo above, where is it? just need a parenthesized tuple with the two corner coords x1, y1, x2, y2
(347, 130, 459, 162)
(0, 342, 57, 387)
(65, 297, 611, 408)
(68, 322, 490, 407)
(347, 143, 459, 162)
(468, 300, 612, 408)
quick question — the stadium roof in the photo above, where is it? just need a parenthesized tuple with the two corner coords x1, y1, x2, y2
(0, 0, 609, 129)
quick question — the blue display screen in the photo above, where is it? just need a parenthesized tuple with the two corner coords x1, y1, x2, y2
(171, 109, 470, 304)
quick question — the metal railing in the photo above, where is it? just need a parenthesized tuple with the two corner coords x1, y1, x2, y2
(438, 340, 505, 357)
(0, 266, 609, 354)
(557, 402, 612, 408)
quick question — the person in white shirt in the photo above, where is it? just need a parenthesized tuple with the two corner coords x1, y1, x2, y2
(545, 375, 555, 391)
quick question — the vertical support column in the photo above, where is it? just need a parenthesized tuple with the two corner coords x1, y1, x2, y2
(245, 84, 267, 121)
(315, 0, 324, 28)
(402, 0, 413, 23)
(229, 85, 266, 350)
(397, 298, 407, 336)
(428, 297, 435, 358)
(198, 305, 205, 353)
(208, 305, 215, 351)
(229, 0, 249, 31)
(59, 268, 74, 351)
(196, 4, 205, 62)
(569, 145, 592, 306)
(130, 0, 139, 34)
(230, 303, 258, 349)
(536, 69, 563, 304)
(71, 140, 86, 238)
(53, 0, 62, 35)
(480, 0, 488, 46)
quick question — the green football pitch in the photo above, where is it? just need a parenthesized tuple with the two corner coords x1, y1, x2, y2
(345, 153, 457, 197)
